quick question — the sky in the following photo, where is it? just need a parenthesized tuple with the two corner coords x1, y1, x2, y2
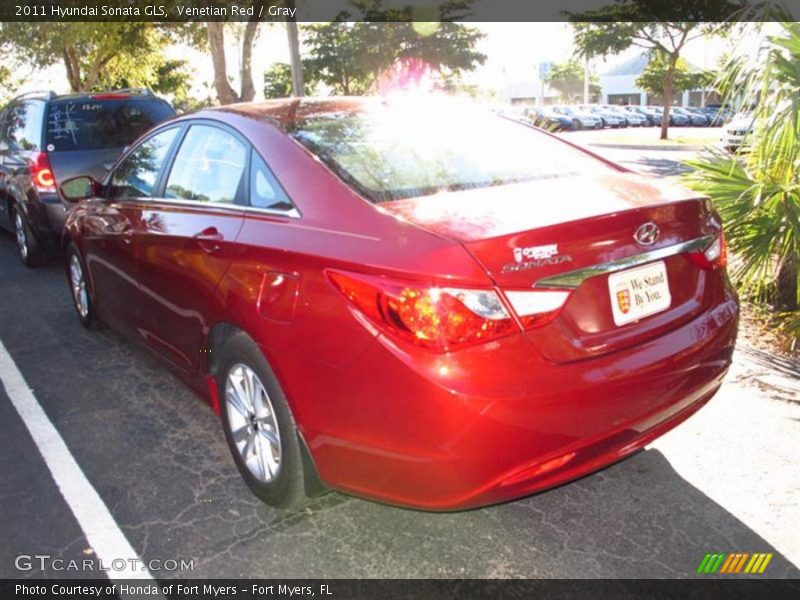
(16, 22, 771, 101)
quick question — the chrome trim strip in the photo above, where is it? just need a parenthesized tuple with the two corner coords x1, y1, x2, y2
(533, 235, 715, 290)
(116, 196, 301, 219)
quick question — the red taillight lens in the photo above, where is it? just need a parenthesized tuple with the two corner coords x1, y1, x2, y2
(689, 233, 727, 270)
(504, 289, 571, 330)
(328, 271, 516, 352)
(30, 152, 56, 193)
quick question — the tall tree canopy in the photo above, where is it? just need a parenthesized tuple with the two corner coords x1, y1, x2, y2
(635, 53, 715, 103)
(544, 59, 601, 103)
(264, 62, 316, 98)
(570, 1, 741, 138)
(0, 64, 20, 105)
(0, 23, 177, 93)
(303, 21, 486, 95)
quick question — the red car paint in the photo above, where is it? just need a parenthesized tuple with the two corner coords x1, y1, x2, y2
(64, 98, 738, 510)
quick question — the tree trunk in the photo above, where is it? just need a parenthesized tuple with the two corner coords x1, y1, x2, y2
(62, 46, 84, 92)
(776, 251, 798, 311)
(84, 54, 113, 92)
(286, 10, 304, 97)
(240, 20, 260, 102)
(660, 55, 678, 141)
(206, 22, 238, 105)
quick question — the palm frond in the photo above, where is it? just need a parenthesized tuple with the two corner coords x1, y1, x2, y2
(684, 22, 800, 322)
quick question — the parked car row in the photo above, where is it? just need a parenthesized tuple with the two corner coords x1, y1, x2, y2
(509, 103, 732, 131)
(1, 92, 738, 513)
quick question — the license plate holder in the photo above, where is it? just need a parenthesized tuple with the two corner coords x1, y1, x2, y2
(608, 261, 671, 326)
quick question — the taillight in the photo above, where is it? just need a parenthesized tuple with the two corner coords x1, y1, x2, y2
(504, 290, 571, 330)
(327, 271, 516, 352)
(30, 152, 56, 193)
(689, 233, 727, 270)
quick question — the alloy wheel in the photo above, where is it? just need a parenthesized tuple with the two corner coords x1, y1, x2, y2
(225, 363, 282, 483)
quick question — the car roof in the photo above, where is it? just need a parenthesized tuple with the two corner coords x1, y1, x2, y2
(212, 97, 384, 129)
(11, 88, 161, 105)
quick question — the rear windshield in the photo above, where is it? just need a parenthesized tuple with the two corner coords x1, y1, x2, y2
(287, 103, 604, 203)
(45, 99, 175, 152)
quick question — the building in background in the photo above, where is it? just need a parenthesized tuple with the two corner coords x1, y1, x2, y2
(599, 52, 719, 107)
(504, 78, 559, 106)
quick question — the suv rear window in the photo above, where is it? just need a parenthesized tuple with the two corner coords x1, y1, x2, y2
(45, 99, 175, 152)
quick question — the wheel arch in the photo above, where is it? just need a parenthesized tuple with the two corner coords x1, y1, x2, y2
(203, 321, 328, 497)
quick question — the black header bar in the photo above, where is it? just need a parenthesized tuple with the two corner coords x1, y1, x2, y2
(2, 0, 799, 23)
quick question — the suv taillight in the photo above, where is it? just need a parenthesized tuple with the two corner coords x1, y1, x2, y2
(30, 151, 56, 193)
(327, 271, 516, 352)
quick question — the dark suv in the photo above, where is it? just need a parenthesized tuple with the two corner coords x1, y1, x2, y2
(0, 89, 175, 265)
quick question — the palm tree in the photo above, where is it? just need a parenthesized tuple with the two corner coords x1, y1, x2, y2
(684, 22, 800, 344)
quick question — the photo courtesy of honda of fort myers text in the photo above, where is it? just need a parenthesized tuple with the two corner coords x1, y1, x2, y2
(0, 0, 798, 599)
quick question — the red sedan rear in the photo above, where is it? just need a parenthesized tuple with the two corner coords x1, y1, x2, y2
(61, 97, 738, 510)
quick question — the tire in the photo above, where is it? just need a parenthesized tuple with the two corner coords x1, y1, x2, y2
(218, 333, 306, 508)
(66, 243, 96, 328)
(12, 204, 44, 267)
(572, 119, 582, 130)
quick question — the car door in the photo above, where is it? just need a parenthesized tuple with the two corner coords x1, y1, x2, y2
(0, 101, 38, 229)
(0, 108, 10, 229)
(79, 125, 182, 337)
(135, 122, 247, 373)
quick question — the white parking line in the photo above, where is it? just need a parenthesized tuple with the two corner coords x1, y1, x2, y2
(0, 338, 153, 581)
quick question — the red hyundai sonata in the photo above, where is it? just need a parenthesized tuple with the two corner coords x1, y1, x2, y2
(60, 97, 738, 510)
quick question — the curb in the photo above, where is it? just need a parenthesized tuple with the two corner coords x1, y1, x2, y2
(587, 142, 709, 152)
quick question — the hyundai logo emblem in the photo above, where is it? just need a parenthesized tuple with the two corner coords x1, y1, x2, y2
(634, 222, 660, 246)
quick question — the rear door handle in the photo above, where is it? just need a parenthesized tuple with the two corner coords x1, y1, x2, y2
(193, 226, 224, 253)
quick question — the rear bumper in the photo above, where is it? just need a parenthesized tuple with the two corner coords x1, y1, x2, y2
(723, 132, 750, 149)
(276, 289, 738, 511)
(25, 193, 68, 250)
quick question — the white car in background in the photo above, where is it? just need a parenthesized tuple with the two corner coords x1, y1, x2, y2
(722, 112, 754, 152)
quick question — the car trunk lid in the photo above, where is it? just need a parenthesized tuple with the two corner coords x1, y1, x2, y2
(381, 171, 719, 362)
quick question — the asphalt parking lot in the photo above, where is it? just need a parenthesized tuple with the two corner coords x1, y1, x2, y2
(1, 137, 798, 580)
(560, 126, 724, 177)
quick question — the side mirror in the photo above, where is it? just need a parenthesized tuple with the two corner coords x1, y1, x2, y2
(60, 176, 102, 203)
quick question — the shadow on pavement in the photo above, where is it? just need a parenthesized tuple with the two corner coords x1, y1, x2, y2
(624, 157, 693, 177)
(739, 345, 800, 382)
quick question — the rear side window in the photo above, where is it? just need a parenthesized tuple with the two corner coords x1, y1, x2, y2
(45, 99, 175, 152)
(165, 125, 247, 205)
(108, 127, 179, 200)
(4, 101, 45, 151)
(250, 152, 294, 212)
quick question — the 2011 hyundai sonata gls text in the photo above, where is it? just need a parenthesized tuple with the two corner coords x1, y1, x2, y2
(61, 97, 738, 511)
